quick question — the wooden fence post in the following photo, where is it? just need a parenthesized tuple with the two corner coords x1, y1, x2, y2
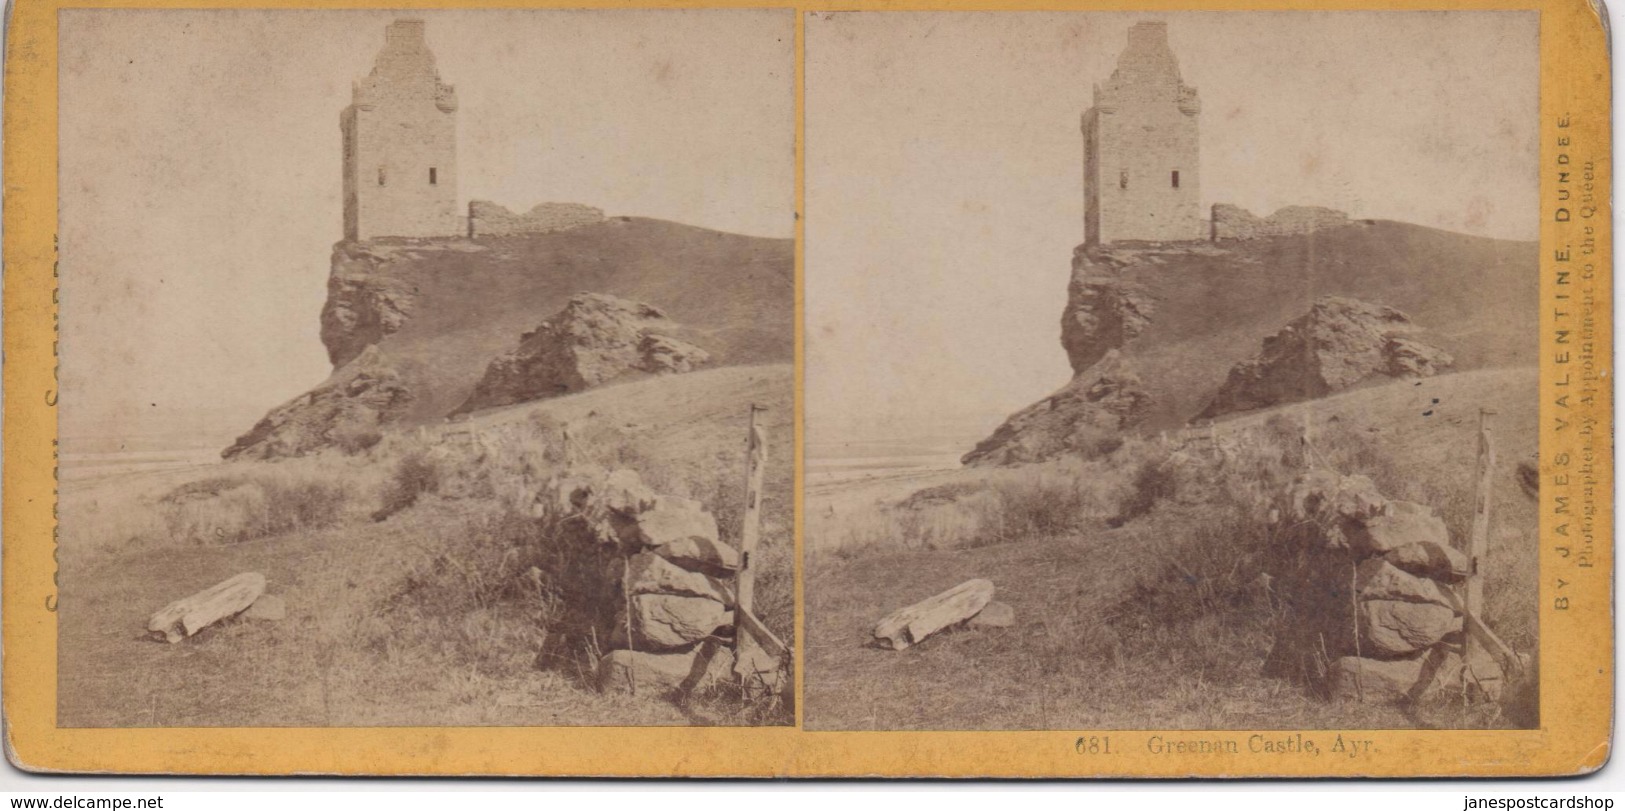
(737, 404, 767, 617)
(1463, 407, 1496, 690)
(733, 404, 775, 687)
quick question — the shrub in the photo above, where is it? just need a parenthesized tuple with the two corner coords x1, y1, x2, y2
(159, 471, 352, 544)
(372, 451, 442, 521)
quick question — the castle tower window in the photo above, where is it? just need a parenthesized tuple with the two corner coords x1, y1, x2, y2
(1171, 170, 1180, 188)
(429, 167, 438, 185)
(1120, 170, 1129, 189)
(378, 165, 387, 186)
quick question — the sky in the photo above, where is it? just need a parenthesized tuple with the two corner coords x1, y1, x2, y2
(58, 9, 795, 447)
(804, 11, 1540, 445)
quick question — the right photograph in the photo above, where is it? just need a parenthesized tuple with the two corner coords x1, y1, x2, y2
(804, 12, 1540, 731)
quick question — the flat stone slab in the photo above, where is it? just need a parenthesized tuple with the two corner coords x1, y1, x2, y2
(874, 579, 996, 650)
(147, 572, 267, 643)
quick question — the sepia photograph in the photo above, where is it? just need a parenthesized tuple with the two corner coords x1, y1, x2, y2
(804, 11, 1541, 731)
(56, 8, 796, 728)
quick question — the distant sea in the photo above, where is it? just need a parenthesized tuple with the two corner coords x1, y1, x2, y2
(805, 418, 995, 488)
(58, 432, 232, 485)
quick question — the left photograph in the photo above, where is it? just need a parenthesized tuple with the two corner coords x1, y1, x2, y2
(57, 9, 795, 727)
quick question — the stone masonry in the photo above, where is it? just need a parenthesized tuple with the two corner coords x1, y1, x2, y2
(1211, 204, 1351, 240)
(468, 201, 607, 237)
(1083, 22, 1204, 245)
(342, 20, 460, 241)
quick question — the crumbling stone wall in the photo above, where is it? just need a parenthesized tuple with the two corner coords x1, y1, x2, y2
(1210, 204, 1350, 241)
(1083, 22, 1205, 244)
(467, 201, 607, 238)
(1264, 471, 1504, 705)
(342, 20, 460, 241)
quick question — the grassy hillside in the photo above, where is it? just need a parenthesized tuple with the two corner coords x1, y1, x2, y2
(1106, 222, 1536, 428)
(61, 365, 793, 727)
(343, 218, 793, 424)
(805, 368, 1537, 730)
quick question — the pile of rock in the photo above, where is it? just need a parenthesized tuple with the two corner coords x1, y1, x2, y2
(1263, 469, 1503, 705)
(531, 466, 748, 696)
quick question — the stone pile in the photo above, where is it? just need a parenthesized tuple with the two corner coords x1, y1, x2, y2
(1263, 469, 1503, 705)
(532, 466, 746, 696)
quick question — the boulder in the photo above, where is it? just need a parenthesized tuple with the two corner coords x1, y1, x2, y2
(1358, 600, 1461, 656)
(654, 536, 742, 573)
(598, 641, 732, 696)
(1347, 501, 1450, 555)
(1328, 649, 1457, 704)
(1384, 541, 1472, 582)
(625, 552, 735, 606)
(599, 469, 656, 517)
(543, 468, 607, 517)
(1197, 297, 1454, 420)
(634, 503, 722, 548)
(632, 594, 732, 650)
(455, 293, 712, 414)
(968, 601, 1016, 629)
(1285, 470, 1385, 525)
(1354, 559, 1453, 607)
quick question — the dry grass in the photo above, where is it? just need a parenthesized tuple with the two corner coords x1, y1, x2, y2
(805, 368, 1538, 731)
(59, 365, 793, 727)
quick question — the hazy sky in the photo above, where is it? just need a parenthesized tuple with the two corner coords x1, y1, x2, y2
(805, 11, 1539, 443)
(59, 9, 794, 445)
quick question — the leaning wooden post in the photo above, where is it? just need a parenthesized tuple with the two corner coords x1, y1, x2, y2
(732, 405, 773, 688)
(736, 404, 768, 618)
(1463, 407, 1496, 691)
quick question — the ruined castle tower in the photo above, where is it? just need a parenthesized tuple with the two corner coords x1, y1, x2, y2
(1082, 22, 1203, 245)
(342, 20, 459, 241)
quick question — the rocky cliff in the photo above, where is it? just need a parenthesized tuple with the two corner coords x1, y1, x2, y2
(965, 219, 1536, 466)
(226, 218, 792, 459)
(1195, 297, 1452, 421)
(455, 293, 711, 414)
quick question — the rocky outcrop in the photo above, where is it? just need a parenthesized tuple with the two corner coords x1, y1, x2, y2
(1210, 204, 1351, 241)
(1196, 297, 1453, 421)
(1060, 248, 1155, 374)
(962, 350, 1150, 466)
(455, 294, 710, 414)
(222, 346, 412, 460)
(320, 241, 423, 368)
(226, 218, 792, 460)
(964, 245, 1158, 466)
(468, 200, 605, 238)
